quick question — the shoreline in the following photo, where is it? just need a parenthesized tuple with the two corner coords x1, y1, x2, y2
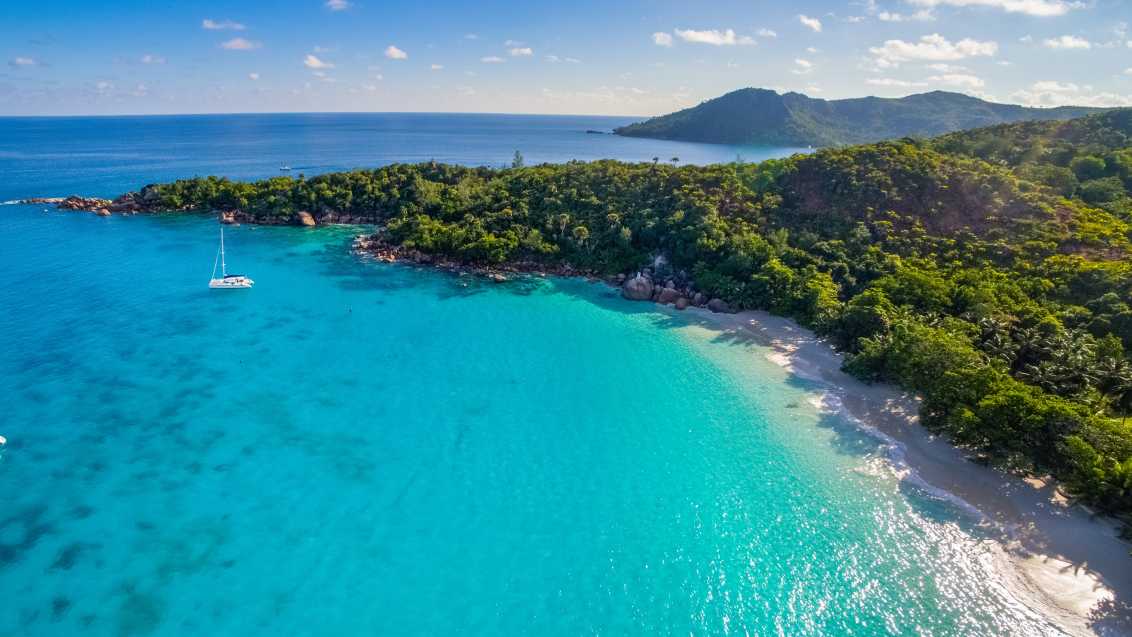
(673, 304, 1132, 635)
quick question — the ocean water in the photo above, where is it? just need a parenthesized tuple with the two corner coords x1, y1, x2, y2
(0, 114, 1071, 636)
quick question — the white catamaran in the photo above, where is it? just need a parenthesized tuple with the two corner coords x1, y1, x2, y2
(209, 226, 254, 289)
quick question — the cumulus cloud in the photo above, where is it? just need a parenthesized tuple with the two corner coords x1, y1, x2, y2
(905, 0, 1079, 17)
(430, 64, 444, 70)
(798, 15, 823, 32)
(140, 54, 165, 64)
(652, 32, 673, 46)
(385, 45, 408, 60)
(869, 33, 997, 68)
(9, 56, 37, 67)
(929, 73, 985, 88)
(673, 29, 756, 46)
(220, 38, 261, 50)
(1043, 35, 1091, 49)
(757, 28, 777, 38)
(509, 47, 533, 56)
(248, 72, 260, 80)
(304, 54, 334, 69)
(481, 56, 505, 63)
(202, 18, 245, 30)
(792, 58, 814, 74)
(1012, 81, 1132, 107)
(325, 0, 350, 10)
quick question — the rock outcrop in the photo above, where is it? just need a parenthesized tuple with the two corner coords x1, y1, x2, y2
(657, 287, 681, 305)
(296, 211, 317, 227)
(707, 298, 731, 313)
(621, 273, 655, 300)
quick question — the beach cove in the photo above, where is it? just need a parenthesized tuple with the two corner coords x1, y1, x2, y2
(0, 206, 1127, 635)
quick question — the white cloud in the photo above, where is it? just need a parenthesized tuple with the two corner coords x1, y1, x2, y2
(1125, 67, 1132, 76)
(806, 46, 819, 53)
(878, 9, 935, 21)
(929, 73, 985, 88)
(799, 15, 823, 32)
(905, 0, 1079, 17)
(867, 77, 929, 87)
(430, 64, 444, 70)
(792, 58, 814, 74)
(325, 0, 350, 10)
(9, 56, 37, 67)
(220, 38, 261, 50)
(202, 18, 245, 30)
(509, 47, 533, 56)
(652, 32, 673, 47)
(95, 80, 113, 93)
(869, 33, 997, 68)
(464, 33, 478, 40)
(757, 28, 777, 38)
(481, 56, 505, 63)
(385, 45, 408, 60)
(1043, 35, 1091, 50)
(140, 54, 165, 64)
(1012, 81, 1132, 107)
(564, 57, 581, 63)
(304, 54, 334, 69)
(248, 72, 260, 80)
(673, 29, 756, 46)
(926, 63, 968, 72)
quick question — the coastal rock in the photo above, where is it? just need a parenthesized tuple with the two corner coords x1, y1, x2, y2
(296, 211, 317, 227)
(57, 196, 112, 212)
(95, 208, 111, 217)
(657, 287, 680, 305)
(489, 273, 508, 283)
(707, 298, 731, 314)
(621, 273, 654, 301)
(675, 297, 690, 310)
(219, 211, 237, 224)
(693, 292, 705, 306)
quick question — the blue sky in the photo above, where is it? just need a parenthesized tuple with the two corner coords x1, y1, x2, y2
(1, 0, 1129, 116)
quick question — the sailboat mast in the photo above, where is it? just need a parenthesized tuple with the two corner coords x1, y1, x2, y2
(220, 226, 227, 277)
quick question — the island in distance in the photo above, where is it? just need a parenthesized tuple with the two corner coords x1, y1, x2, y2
(614, 87, 1103, 147)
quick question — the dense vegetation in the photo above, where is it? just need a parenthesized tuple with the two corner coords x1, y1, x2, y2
(613, 88, 1101, 147)
(143, 109, 1132, 524)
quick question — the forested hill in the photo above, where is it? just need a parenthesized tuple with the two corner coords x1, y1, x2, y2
(102, 109, 1132, 525)
(612, 88, 1102, 147)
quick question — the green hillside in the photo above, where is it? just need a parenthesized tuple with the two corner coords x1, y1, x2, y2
(613, 88, 1102, 147)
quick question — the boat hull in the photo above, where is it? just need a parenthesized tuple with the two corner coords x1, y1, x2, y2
(209, 277, 254, 289)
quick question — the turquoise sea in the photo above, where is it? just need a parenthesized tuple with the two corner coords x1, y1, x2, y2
(0, 114, 1073, 635)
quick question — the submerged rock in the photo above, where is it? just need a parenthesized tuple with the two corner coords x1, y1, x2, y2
(621, 273, 654, 301)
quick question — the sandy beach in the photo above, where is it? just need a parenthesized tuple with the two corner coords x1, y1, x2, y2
(676, 305, 1132, 636)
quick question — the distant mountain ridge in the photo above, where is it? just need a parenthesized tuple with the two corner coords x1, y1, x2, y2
(613, 88, 1103, 147)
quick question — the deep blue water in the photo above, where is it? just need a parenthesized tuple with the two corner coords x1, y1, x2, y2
(0, 112, 805, 202)
(0, 114, 1070, 636)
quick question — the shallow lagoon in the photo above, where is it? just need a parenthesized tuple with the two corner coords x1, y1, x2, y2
(0, 207, 1071, 635)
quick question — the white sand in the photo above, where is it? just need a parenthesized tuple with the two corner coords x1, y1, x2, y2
(676, 306, 1132, 636)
